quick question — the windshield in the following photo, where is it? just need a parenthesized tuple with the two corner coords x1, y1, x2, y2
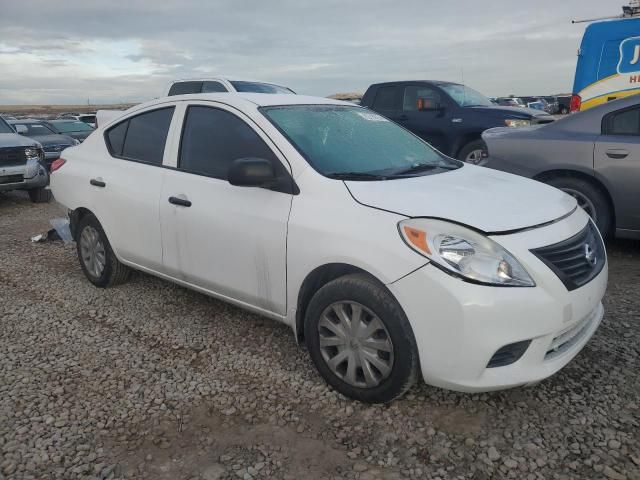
(439, 84, 493, 107)
(0, 117, 13, 134)
(12, 122, 56, 136)
(231, 81, 295, 94)
(53, 121, 93, 133)
(261, 105, 459, 179)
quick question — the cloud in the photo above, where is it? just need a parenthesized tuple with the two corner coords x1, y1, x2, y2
(0, 0, 621, 103)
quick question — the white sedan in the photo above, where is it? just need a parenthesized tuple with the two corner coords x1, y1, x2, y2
(50, 93, 607, 403)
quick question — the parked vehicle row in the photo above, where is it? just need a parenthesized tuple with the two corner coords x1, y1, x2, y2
(50, 92, 608, 403)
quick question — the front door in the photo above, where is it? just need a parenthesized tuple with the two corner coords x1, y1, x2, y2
(397, 84, 449, 153)
(159, 104, 292, 315)
(595, 104, 640, 231)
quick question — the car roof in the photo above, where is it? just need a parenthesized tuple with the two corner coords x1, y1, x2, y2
(131, 93, 352, 112)
(369, 80, 462, 87)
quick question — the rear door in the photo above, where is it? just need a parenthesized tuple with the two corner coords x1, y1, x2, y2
(159, 102, 293, 315)
(595, 104, 640, 230)
(95, 106, 176, 270)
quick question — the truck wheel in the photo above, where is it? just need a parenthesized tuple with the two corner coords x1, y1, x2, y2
(75, 214, 130, 288)
(559, 106, 569, 115)
(544, 176, 612, 237)
(28, 187, 52, 203)
(304, 273, 419, 403)
(458, 140, 487, 164)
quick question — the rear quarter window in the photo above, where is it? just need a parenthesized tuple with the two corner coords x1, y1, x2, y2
(105, 107, 175, 164)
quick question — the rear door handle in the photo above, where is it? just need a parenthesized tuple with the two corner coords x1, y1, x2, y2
(168, 196, 192, 207)
(606, 149, 629, 159)
(90, 178, 106, 187)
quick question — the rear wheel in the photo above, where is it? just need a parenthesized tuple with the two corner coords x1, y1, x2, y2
(28, 187, 52, 203)
(458, 139, 487, 164)
(75, 214, 130, 287)
(559, 106, 569, 115)
(544, 176, 612, 236)
(304, 273, 419, 403)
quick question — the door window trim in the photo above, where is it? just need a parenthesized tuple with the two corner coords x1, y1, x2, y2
(104, 106, 176, 166)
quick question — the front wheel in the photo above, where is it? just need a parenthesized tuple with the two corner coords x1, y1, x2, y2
(457, 140, 487, 164)
(544, 176, 612, 236)
(75, 214, 130, 288)
(304, 274, 419, 403)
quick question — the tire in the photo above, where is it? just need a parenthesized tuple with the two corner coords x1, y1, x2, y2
(457, 139, 487, 164)
(544, 176, 612, 236)
(28, 187, 52, 203)
(75, 214, 130, 288)
(559, 107, 569, 115)
(304, 273, 419, 403)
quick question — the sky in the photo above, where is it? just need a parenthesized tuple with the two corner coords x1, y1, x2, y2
(0, 0, 626, 104)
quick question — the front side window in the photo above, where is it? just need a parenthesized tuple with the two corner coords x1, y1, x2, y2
(179, 106, 277, 179)
(105, 107, 174, 164)
(403, 86, 442, 111)
(605, 107, 640, 136)
(262, 105, 459, 178)
(230, 81, 294, 94)
(440, 84, 493, 107)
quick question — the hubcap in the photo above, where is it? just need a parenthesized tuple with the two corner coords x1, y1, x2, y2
(464, 149, 485, 165)
(318, 301, 394, 388)
(79, 226, 106, 278)
(562, 188, 597, 221)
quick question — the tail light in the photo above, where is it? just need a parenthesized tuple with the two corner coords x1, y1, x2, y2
(50, 158, 66, 173)
(570, 94, 581, 113)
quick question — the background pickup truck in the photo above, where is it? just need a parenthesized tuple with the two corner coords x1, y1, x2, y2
(0, 116, 50, 203)
(361, 80, 555, 163)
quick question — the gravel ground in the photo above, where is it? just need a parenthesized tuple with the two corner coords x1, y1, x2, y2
(1, 190, 639, 480)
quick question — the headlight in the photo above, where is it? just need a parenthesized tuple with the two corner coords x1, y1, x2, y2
(72, 139, 80, 146)
(505, 119, 531, 128)
(24, 147, 40, 160)
(398, 218, 535, 287)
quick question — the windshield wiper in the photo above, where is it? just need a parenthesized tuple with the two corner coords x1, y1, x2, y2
(325, 171, 389, 180)
(391, 163, 459, 176)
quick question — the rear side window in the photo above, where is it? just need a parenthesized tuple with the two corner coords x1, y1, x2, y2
(201, 81, 227, 93)
(372, 86, 398, 111)
(168, 81, 203, 96)
(604, 107, 640, 136)
(105, 107, 174, 164)
(179, 106, 276, 179)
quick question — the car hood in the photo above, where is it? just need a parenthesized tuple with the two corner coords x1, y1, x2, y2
(0, 133, 39, 148)
(345, 165, 576, 233)
(469, 105, 552, 119)
(31, 134, 75, 146)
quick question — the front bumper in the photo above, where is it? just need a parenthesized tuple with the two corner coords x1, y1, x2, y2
(388, 208, 607, 392)
(0, 161, 49, 192)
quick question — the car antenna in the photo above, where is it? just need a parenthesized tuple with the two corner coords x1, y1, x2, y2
(572, 0, 640, 23)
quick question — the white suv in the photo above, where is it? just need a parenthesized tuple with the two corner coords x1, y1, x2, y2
(50, 93, 607, 403)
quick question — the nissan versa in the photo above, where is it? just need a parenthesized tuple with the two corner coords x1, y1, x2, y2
(50, 93, 608, 403)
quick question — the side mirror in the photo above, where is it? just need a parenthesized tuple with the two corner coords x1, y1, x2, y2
(228, 157, 277, 187)
(15, 124, 28, 134)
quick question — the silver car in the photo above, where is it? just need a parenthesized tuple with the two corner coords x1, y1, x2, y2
(482, 95, 640, 239)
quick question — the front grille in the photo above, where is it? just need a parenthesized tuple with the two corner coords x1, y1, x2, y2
(0, 147, 26, 167)
(531, 221, 605, 291)
(0, 174, 24, 185)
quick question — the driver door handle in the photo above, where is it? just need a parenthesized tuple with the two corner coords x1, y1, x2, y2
(168, 196, 192, 207)
(90, 178, 106, 188)
(397, 114, 409, 121)
(606, 149, 629, 159)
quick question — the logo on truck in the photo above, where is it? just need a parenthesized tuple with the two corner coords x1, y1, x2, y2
(618, 36, 640, 75)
